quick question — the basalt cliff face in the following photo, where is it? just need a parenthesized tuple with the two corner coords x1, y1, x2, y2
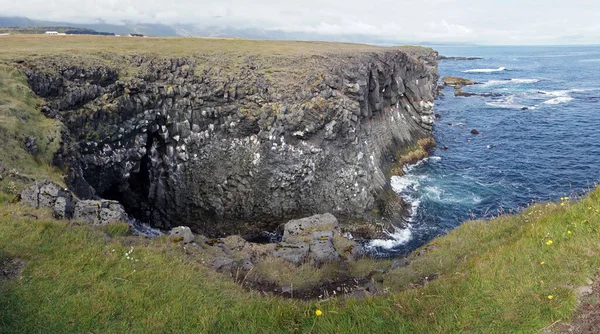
(23, 47, 438, 235)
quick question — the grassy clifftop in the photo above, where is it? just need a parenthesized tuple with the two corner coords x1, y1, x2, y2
(1, 184, 600, 332)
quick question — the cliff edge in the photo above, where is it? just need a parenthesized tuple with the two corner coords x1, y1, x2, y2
(14, 37, 438, 234)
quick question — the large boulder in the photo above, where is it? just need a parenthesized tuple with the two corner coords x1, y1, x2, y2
(282, 213, 339, 242)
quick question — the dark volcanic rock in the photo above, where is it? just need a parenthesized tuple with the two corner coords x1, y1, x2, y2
(23, 49, 439, 234)
(471, 129, 480, 135)
(439, 56, 483, 61)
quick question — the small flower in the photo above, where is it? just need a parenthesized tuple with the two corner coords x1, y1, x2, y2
(560, 203, 565, 207)
(567, 231, 572, 235)
(315, 309, 323, 316)
(548, 295, 553, 300)
(546, 240, 553, 246)
(540, 261, 545, 265)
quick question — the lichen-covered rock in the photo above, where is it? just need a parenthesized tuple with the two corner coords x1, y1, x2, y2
(24, 48, 439, 234)
(283, 213, 339, 242)
(169, 226, 195, 244)
(272, 242, 310, 266)
(73, 200, 127, 225)
(21, 180, 75, 219)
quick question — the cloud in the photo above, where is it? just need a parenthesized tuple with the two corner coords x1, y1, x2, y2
(2, 0, 599, 44)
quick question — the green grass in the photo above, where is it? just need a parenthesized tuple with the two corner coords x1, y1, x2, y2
(1, 189, 600, 333)
(0, 64, 63, 187)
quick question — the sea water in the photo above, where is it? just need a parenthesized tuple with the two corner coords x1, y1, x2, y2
(369, 45, 600, 256)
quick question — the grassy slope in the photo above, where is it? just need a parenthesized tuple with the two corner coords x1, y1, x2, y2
(1, 35, 599, 332)
(1, 190, 600, 333)
(0, 64, 63, 193)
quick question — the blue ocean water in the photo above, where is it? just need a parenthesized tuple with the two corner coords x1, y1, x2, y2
(369, 45, 600, 255)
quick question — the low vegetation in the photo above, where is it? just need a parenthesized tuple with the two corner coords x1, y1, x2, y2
(389, 137, 436, 176)
(1, 186, 600, 332)
(0, 64, 63, 193)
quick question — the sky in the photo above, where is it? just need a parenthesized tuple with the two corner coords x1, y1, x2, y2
(3, 0, 600, 44)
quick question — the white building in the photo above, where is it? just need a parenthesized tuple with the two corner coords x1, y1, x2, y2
(45, 31, 59, 35)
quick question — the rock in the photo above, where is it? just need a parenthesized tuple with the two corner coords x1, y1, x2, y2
(521, 107, 529, 110)
(169, 226, 195, 244)
(213, 257, 235, 273)
(239, 259, 254, 271)
(24, 136, 37, 154)
(272, 242, 310, 266)
(24, 49, 439, 234)
(347, 288, 370, 300)
(390, 257, 411, 269)
(73, 200, 127, 225)
(438, 56, 482, 61)
(283, 213, 339, 242)
(440, 146, 449, 151)
(471, 129, 480, 135)
(310, 238, 339, 265)
(21, 181, 76, 219)
(434, 113, 441, 120)
(442, 76, 477, 89)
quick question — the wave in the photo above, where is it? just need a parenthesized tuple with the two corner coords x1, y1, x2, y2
(464, 67, 506, 73)
(543, 96, 574, 105)
(485, 95, 528, 109)
(368, 225, 413, 249)
(484, 78, 539, 86)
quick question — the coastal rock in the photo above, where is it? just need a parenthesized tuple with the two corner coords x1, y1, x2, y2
(442, 76, 477, 89)
(438, 56, 483, 61)
(169, 226, 195, 244)
(471, 129, 480, 135)
(23, 47, 439, 234)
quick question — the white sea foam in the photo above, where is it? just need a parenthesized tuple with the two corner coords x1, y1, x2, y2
(484, 78, 539, 86)
(485, 95, 526, 109)
(543, 96, 574, 105)
(464, 67, 506, 73)
(368, 225, 413, 249)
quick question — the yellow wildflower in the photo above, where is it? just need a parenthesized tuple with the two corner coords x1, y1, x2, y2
(568, 231, 572, 235)
(546, 240, 553, 246)
(548, 295, 553, 300)
(540, 261, 545, 265)
(560, 203, 565, 207)
(315, 310, 323, 316)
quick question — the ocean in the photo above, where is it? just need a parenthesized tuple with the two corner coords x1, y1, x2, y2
(369, 45, 600, 255)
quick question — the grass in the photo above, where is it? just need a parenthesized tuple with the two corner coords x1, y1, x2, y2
(2, 188, 600, 332)
(0, 64, 63, 188)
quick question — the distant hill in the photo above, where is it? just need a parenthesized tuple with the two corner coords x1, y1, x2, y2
(0, 17, 176, 36)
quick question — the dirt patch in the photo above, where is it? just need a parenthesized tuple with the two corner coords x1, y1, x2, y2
(0, 256, 25, 282)
(546, 274, 600, 333)
(240, 275, 373, 300)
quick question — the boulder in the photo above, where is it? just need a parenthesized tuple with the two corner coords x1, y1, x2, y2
(169, 226, 195, 244)
(73, 200, 127, 225)
(213, 257, 235, 273)
(471, 129, 480, 135)
(272, 242, 310, 266)
(21, 181, 76, 219)
(282, 213, 339, 242)
(442, 76, 477, 89)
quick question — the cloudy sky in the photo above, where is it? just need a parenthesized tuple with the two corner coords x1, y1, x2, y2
(3, 0, 600, 44)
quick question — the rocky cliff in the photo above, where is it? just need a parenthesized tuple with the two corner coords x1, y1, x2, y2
(22, 44, 438, 235)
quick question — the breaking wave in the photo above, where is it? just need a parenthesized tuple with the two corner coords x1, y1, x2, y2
(464, 67, 506, 73)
